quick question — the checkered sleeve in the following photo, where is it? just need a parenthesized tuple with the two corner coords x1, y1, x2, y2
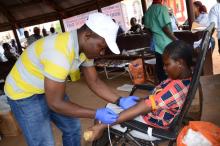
(144, 79, 190, 128)
(145, 80, 187, 111)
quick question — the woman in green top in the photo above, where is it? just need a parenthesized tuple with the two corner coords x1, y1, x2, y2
(144, 0, 178, 82)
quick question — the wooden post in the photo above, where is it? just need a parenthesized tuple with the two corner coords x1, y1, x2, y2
(12, 25, 22, 54)
(186, 0, 195, 29)
(96, 0, 102, 12)
(59, 18, 65, 32)
(141, 0, 147, 14)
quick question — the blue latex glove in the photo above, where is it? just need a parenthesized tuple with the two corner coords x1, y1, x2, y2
(95, 108, 118, 124)
(119, 96, 139, 109)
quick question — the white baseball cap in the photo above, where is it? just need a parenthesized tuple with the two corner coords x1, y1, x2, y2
(85, 12, 120, 54)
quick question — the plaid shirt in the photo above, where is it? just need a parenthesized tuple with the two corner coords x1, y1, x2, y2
(143, 78, 191, 129)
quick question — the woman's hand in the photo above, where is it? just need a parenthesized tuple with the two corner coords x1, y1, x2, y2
(84, 124, 106, 142)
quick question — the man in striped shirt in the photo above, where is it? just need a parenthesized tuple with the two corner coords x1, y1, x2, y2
(4, 13, 138, 146)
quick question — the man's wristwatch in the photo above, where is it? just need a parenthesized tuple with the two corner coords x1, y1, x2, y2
(115, 97, 122, 106)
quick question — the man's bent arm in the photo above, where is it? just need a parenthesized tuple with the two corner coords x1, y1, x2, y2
(163, 25, 178, 41)
(44, 77, 96, 118)
(82, 66, 118, 103)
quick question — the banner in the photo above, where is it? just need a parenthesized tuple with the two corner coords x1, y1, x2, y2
(101, 2, 126, 31)
(63, 10, 98, 31)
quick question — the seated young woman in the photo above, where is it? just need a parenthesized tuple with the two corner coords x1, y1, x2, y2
(86, 40, 193, 141)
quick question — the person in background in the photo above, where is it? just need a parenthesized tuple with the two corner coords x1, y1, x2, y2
(23, 30, 30, 48)
(10, 39, 19, 54)
(168, 8, 179, 31)
(209, 0, 220, 54)
(193, 1, 209, 27)
(27, 27, 42, 45)
(129, 17, 142, 33)
(193, 1, 216, 51)
(50, 27, 57, 35)
(144, 0, 178, 83)
(24, 30, 29, 38)
(1, 43, 17, 81)
(2, 43, 18, 63)
(42, 28, 48, 37)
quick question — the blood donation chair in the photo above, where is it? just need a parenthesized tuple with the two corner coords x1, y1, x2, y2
(92, 23, 215, 146)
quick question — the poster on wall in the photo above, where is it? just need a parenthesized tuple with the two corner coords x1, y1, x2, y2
(101, 2, 126, 31)
(121, 0, 143, 31)
(164, 0, 187, 24)
(63, 10, 98, 32)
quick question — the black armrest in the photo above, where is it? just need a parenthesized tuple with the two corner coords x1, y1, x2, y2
(120, 120, 178, 140)
(130, 84, 155, 96)
(133, 84, 155, 90)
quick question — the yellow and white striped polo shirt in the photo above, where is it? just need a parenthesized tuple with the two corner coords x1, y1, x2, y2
(4, 30, 94, 100)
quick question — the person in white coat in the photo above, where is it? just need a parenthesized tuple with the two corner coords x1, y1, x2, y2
(209, 0, 220, 53)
